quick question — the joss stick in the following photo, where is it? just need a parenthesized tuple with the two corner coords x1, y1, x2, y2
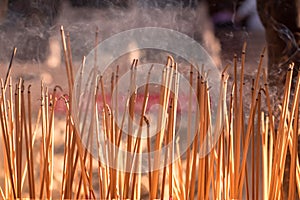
(4, 47, 17, 91)
(185, 65, 193, 199)
(238, 47, 266, 197)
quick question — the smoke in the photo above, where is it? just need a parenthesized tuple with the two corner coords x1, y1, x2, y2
(51, 1, 221, 66)
(0, 1, 222, 68)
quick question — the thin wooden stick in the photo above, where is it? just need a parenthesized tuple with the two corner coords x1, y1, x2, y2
(238, 47, 266, 196)
(130, 65, 152, 199)
(4, 47, 17, 91)
(20, 81, 34, 198)
(235, 43, 247, 197)
(27, 85, 35, 198)
(185, 65, 193, 199)
(151, 56, 174, 199)
(0, 87, 16, 198)
(197, 76, 207, 200)
(60, 26, 73, 93)
(123, 59, 138, 198)
(175, 138, 184, 199)
(66, 33, 74, 86)
(287, 68, 300, 200)
(233, 54, 239, 198)
(168, 63, 179, 199)
(62, 95, 89, 198)
(255, 89, 262, 200)
(262, 70, 275, 141)
(261, 112, 269, 199)
(269, 65, 294, 199)
(15, 79, 22, 198)
(189, 70, 201, 200)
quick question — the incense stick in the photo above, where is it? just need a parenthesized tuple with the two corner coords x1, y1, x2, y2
(0, 30, 299, 199)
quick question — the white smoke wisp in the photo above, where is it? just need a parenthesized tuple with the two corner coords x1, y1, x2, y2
(53, 1, 222, 67)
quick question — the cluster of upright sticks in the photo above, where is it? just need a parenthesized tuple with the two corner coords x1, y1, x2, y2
(0, 28, 299, 199)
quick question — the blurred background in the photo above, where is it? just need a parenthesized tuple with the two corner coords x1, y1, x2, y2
(1, 0, 299, 117)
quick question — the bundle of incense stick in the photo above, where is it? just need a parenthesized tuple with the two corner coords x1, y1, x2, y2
(0, 29, 299, 199)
